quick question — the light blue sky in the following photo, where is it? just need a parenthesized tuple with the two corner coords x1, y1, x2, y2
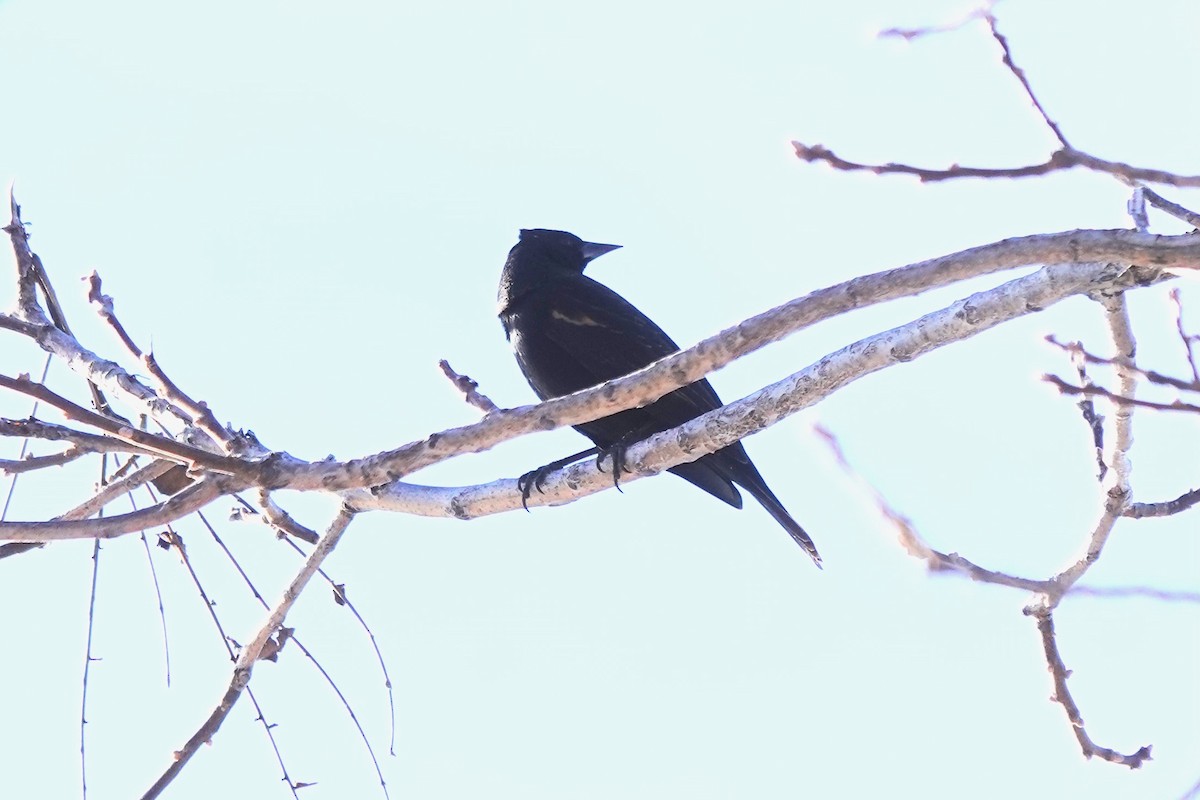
(1, 0, 1197, 798)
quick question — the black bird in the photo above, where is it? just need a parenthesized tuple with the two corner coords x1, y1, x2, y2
(497, 228, 821, 566)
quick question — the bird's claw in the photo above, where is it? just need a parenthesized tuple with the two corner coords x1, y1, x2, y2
(596, 442, 631, 493)
(517, 466, 554, 511)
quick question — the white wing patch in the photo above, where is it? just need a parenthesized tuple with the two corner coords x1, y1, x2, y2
(551, 309, 604, 327)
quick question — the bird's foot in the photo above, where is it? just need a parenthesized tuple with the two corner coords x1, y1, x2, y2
(516, 446, 601, 511)
(595, 441, 634, 492)
(517, 466, 555, 511)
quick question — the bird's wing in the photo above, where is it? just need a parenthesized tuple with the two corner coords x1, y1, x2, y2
(538, 276, 728, 424)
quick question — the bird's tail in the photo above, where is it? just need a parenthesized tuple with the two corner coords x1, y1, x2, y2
(742, 482, 823, 568)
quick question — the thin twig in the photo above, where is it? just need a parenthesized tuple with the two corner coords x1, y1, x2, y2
(248, 490, 320, 544)
(32, 253, 117, 419)
(4, 200, 214, 435)
(0, 475, 239, 542)
(1051, 337, 1107, 480)
(0, 352, 54, 560)
(985, 13, 1070, 148)
(1142, 188, 1200, 229)
(225, 494, 393, 769)
(87, 271, 238, 450)
(4, 193, 41, 322)
(0, 446, 89, 473)
(55, 459, 177, 523)
(1045, 334, 1199, 393)
(1070, 585, 1200, 603)
(328, 581, 398, 757)
(0, 374, 247, 477)
(81, 535, 102, 800)
(144, 352, 234, 447)
(142, 507, 356, 800)
(1123, 487, 1200, 518)
(0, 417, 158, 454)
(1026, 606, 1153, 768)
(291, 637, 391, 799)
(877, 3, 992, 41)
(281, 535, 399, 757)
(1044, 376, 1200, 415)
(1046, 295, 1136, 598)
(439, 359, 500, 414)
(79, 454, 109, 800)
(793, 142, 1200, 187)
(814, 423, 1051, 592)
(156, 524, 302, 799)
(1170, 289, 1200, 384)
(127, 490, 171, 687)
(85, 271, 144, 363)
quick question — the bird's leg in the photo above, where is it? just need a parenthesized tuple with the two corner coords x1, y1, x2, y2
(517, 446, 600, 511)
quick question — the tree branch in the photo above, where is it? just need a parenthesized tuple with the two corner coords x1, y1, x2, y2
(356, 260, 1137, 518)
(0, 476, 240, 541)
(279, 229, 1198, 495)
(141, 506, 356, 800)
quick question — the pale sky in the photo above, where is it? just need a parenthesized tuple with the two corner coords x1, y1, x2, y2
(1, 0, 1197, 798)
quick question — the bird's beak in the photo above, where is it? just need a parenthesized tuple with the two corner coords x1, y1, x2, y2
(580, 241, 621, 264)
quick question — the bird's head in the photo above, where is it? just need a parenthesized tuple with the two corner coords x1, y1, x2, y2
(498, 229, 621, 315)
(515, 229, 621, 272)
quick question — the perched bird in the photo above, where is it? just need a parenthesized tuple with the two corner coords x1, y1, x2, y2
(497, 228, 821, 566)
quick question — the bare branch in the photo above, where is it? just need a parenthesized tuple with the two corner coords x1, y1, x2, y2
(0, 313, 45, 338)
(1099, 293, 1137, 497)
(1046, 295, 1138, 598)
(1171, 289, 1200, 384)
(1142, 188, 1200, 229)
(142, 507, 356, 800)
(1046, 500, 1126, 600)
(0, 476, 240, 541)
(1123, 487, 1200, 519)
(87, 271, 238, 450)
(0, 374, 251, 477)
(284, 229, 1200, 495)
(131, 493, 172, 688)
(0, 446, 88, 473)
(0, 542, 43, 559)
(56, 459, 178, 523)
(809, 10, 1199, 190)
(439, 359, 500, 415)
(793, 142, 1200, 187)
(1044, 376, 1200, 415)
(86, 271, 144, 362)
(80, 534, 102, 799)
(1071, 585, 1200, 603)
(984, 13, 1070, 148)
(4, 206, 203, 434)
(0, 417, 161, 458)
(246, 490, 321, 544)
(877, 4, 992, 41)
(814, 422, 1052, 591)
(359, 260, 1138, 518)
(4, 193, 40, 319)
(143, 352, 234, 447)
(1066, 338, 1106, 479)
(157, 523, 304, 797)
(1, 226, 1195, 541)
(1045, 334, 1199, 393)
(1026, 606, 1153, 768)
